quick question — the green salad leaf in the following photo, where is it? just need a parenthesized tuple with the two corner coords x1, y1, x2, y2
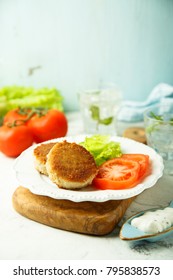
(80, 134, 122, 166)
(0, 86, 64, 116)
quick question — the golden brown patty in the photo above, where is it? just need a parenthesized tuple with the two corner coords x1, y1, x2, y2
(46, 141, 98, 189)
(33, 142, 56, 175)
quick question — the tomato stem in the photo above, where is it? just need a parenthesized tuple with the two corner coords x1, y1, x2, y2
(6, 107, 48, 127)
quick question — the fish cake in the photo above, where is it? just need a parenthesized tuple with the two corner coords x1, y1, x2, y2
(33, 142, 56, 175)
(46, 141, 98, 189)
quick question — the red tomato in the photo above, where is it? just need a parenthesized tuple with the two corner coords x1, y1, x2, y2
(0, 125, 34, 157)
(27, 109, 68, 143)
(93, 158, 140, 190)
(3, 108, 31, 125)
(121, 154, 149, 178)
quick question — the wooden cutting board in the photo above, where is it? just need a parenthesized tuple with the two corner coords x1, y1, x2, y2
(12, 186, 135, 236)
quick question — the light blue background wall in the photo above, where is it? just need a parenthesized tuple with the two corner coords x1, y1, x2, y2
(0, 0, 173, 111)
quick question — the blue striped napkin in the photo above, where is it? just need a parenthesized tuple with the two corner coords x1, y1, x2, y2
(117, 83, 173, 122)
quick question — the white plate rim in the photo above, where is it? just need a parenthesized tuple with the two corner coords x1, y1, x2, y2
(13, 135, 164, 202)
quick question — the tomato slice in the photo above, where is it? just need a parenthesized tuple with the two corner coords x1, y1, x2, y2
(121, 154, 149, 178)
(93, 158, 140, 190)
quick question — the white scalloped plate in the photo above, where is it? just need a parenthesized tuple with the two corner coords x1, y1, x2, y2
(13, 135, 164, 202)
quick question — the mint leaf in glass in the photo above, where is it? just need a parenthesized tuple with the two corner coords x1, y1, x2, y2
(150, 112, 163, 121)
(99, 116, 113, 125)
(89, 105, 113, 126)
(90, 105, 100, 121)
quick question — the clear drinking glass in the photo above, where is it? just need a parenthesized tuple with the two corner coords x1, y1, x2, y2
(78, 85, 122, 135)
(144, 103, 173, 175)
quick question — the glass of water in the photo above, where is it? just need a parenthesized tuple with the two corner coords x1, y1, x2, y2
(144, 103, 173, 175)
(78, 85, 122, 135)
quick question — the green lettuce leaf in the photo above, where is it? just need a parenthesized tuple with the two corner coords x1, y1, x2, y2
(0, 86, 64, 116)
(80, 135, 122, 166)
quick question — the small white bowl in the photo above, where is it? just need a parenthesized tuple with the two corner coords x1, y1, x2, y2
(120, 200, 173, 242)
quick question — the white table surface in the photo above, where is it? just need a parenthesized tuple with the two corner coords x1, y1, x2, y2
(0, 112, 173, 260)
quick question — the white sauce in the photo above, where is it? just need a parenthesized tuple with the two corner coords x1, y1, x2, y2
(131, 207, 173, 234)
